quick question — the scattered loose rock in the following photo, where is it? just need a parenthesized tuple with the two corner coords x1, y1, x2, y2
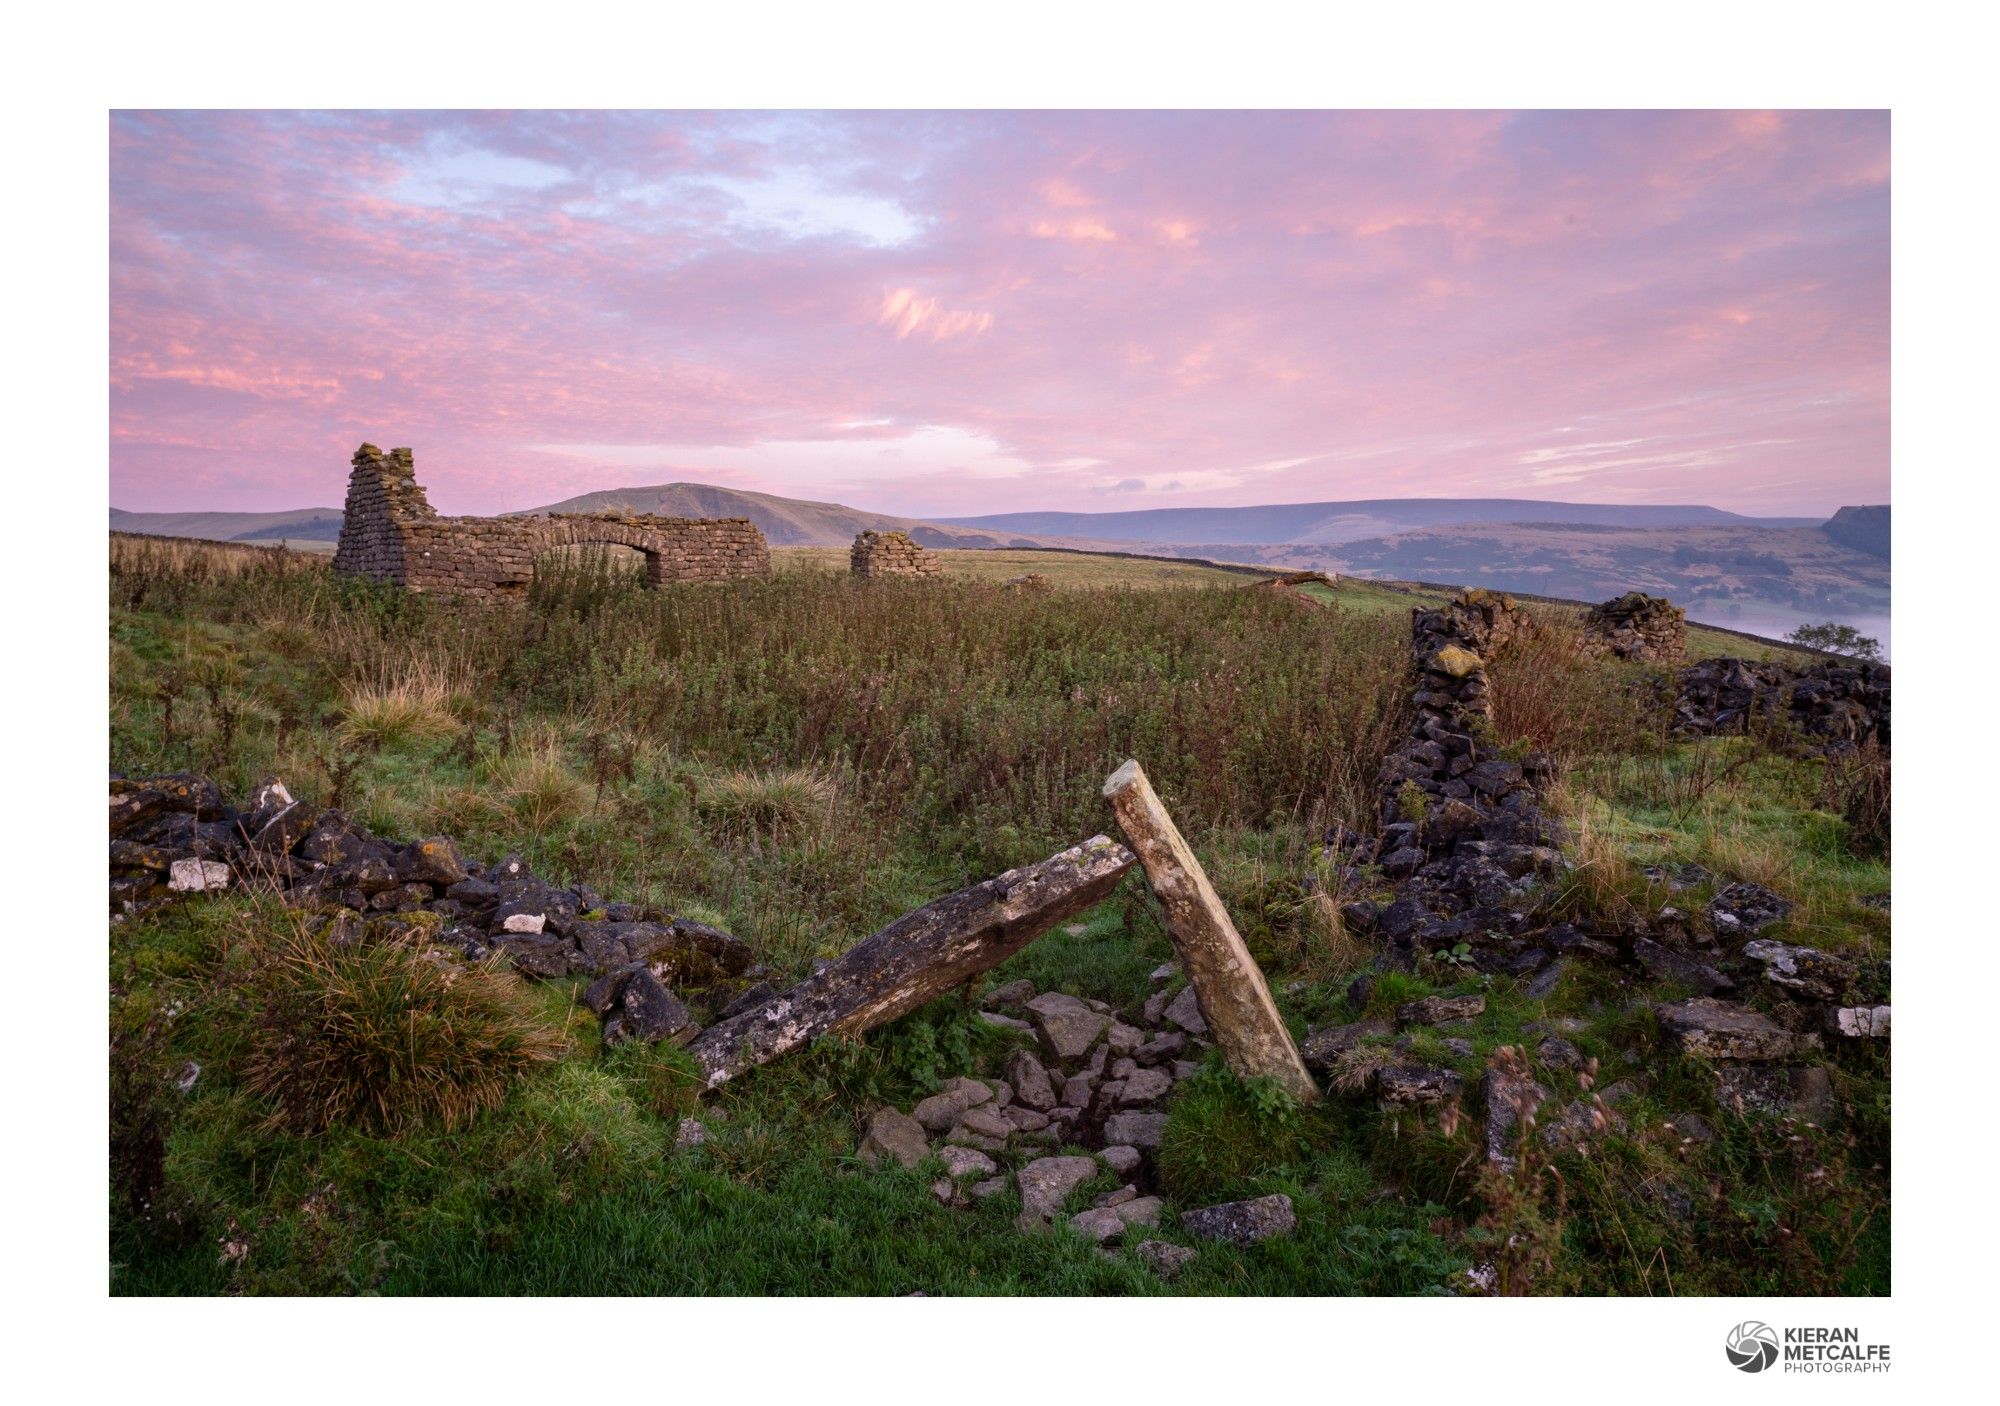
(1181, 1194, 1297, 1246)
(1016, 1155, 1099, 1227)
(1026, 992, 1113, 1061)
(858, 1107, 930, 1170)
(1397, 994, 1485, 1026)
(1136, 1240, 1198, 1280)
(1655, 998, 1819, 1062)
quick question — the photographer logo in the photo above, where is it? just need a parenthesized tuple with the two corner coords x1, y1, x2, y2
(1726, 1322, 1781, 1373)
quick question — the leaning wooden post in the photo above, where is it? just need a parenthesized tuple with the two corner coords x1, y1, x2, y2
(1103, 759, 1321, 1103)
(686, 834, 1137, 1088)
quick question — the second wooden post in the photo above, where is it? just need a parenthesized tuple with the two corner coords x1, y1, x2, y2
(1103, 758, 1321, 1103)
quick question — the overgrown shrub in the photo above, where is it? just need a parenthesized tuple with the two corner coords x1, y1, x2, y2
(1487, 622, 1667, 776)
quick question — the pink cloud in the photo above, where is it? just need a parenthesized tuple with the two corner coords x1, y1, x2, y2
(110, 110, 1887, 518)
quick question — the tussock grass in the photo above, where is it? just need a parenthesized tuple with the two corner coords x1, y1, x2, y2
(243, 917, 566, 1135)
(494, 733, 594, 835)
(334, 661, 465, 752)
(695, 765, 841, 839)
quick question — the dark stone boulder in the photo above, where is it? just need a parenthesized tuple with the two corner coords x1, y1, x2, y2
(295, 810, 374, 865)
(491, 932, 574, 979)
(241, 798, 323, 855)
(614, 968, 696, 1046)
(1374, 1065, 1464, 1107)
(1300, 1018, 1393, 1073)
(132, 772, 225, 819)
(1655, 998, 1819, 1062)
(1630, 936, 1733, 994)
(109, 785, 167, 837)
(1397, 994, 1485, 1026)
(110, 838, 174, 873)
(1742, 939, 1856, 1002)
(1707, 882, 1793, 937)
(393, 835, 469, 886)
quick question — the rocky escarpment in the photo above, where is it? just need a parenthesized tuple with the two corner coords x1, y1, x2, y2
(1822, 504, 1889, 561)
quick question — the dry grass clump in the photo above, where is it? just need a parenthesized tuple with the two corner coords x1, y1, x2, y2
(1820, 740, 1890, 859)
(245, 923, 564, 1135)
(111, 532, 327, 585)
(696, 765, 840, 840)
(1550, 797, 1648, 926)
(334, 660, 466, 752)
(495, 734, 594, 834)
(1329, 1043, 1395, 1094)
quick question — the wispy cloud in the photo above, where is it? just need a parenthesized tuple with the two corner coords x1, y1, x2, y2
(110, 110, 1888, 516)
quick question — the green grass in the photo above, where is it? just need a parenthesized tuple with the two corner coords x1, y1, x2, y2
(107, 535, 1888, 1296)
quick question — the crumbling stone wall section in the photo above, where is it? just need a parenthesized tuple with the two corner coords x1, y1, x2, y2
(1335, 589, 1562, 969)
(851, 530, 943, 579)
(1671, 658, 1890, 748)
(331, 443, 769, 600)
(1375, 590, 1552, 838)
(331, 445, 432, 584)
(1580, 592, 1686, 662)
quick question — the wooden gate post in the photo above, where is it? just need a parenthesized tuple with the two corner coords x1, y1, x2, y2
(1103, 759, 1321, 1103)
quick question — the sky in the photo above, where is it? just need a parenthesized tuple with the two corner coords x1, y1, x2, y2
(110, 110, 1889, 518)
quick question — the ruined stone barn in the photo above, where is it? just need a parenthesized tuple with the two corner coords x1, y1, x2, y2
(330, 444, 770, 599)
(850, 529, 943, 579)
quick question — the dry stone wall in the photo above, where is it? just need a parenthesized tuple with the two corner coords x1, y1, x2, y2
(850, 529, 943, 579)
(332, 443, 769, 600)
(1671, 657, 1890, 748)
(1579, 592, 1686, 662)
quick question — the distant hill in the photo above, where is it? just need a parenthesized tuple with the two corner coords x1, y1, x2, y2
(938, 498, 1818, 546)
(1822, 505, 1889, 560)
(514, 483, 1089, 551)
(111, 506, 344, 542)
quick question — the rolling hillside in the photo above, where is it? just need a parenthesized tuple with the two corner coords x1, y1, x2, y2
(937, 497, 1818, 546)
(516, 483, 1092, 551)
(109, 506, 343, 542)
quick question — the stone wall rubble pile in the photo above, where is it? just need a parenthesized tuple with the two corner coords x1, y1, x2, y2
(110, 771, 758, 1053)
(849, 529, 944, 579)
(332, 443, 769, 600)
(1670, 657, 1889, 748)
(109, 767, 1304, 1276)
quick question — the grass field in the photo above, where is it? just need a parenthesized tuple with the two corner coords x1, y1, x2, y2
(107, 536, 1885, 1295)
(774, 545, 1267, 588)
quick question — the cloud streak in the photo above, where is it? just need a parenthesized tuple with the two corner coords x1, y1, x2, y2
(110, 110, 1887, 517)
